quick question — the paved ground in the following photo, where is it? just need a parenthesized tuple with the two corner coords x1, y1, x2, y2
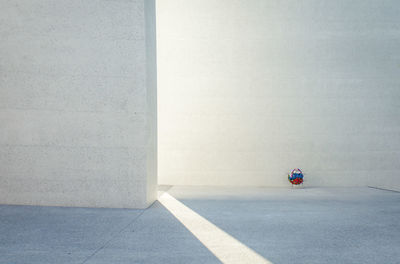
(0, 186, 399, 264)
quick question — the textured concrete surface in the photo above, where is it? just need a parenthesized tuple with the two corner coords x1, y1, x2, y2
(0, 0, 157, 208)
(157, 0, 400, 189)
(1, 186, 399, 263)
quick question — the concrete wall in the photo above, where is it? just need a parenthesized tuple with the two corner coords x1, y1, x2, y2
(157, 0, 400, 188)
(0, 0, 157, 208)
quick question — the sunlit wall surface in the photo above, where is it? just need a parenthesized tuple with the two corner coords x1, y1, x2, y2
(157, 0, 400, 189)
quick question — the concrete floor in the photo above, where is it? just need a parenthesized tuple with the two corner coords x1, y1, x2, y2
(0, 187, 399, 264)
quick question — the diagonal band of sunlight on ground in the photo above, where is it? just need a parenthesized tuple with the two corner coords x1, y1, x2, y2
(158, 192, 273, 264)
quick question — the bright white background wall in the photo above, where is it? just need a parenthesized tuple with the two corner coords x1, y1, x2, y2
(0, 0, 157, 208)
(157, 0, 400, 189)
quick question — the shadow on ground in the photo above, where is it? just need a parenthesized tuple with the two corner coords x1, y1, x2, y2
(0, 187, 399, 264)
(167, 186, 400, 264)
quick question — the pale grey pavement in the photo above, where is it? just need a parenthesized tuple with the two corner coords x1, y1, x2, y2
(1, 187, 399, 264)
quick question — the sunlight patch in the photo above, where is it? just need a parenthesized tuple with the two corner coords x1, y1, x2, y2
(158, 192, 273, 264)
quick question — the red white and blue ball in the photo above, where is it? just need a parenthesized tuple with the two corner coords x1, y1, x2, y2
(288, 168, 304, 185)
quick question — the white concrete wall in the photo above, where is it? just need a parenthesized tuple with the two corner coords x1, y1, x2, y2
(145, 0, 158, 203)
(157, 0, 400, 188)
(0, 0, 157, 208)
